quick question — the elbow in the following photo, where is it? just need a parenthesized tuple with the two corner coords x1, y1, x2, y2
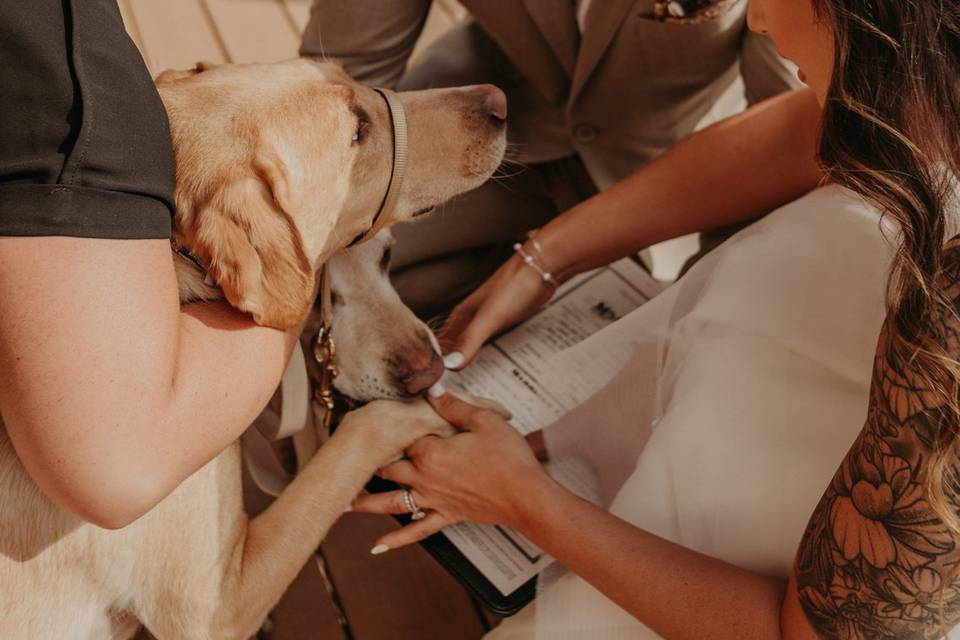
(46, 467, 169, 530)
(70, 489, 160, 530)
(9, 421, 174, 530)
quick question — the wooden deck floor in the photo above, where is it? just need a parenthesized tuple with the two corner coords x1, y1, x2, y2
(119, 2, 494, 639)
(119, 0, 464, 75)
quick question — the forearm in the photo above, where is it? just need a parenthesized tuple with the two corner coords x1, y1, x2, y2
(12, 300, 298, 528)
(539, 89, 823, 282)
(0, 237, 300, 527)
(157, 301, 299, 486)
(300, 0, 430, 87)
(515, 478, 787, 639)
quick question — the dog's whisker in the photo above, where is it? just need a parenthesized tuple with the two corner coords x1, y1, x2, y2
(490, 167, 528, 181)
(425, 314, 450, 334)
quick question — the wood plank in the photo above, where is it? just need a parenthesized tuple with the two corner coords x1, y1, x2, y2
(126, 0, 228, 74)
(281, 0, 314, 37)
(268, 556, 348, 640)
(321, 513, 487, 640)
(202, 0, 301, 63)
(117, 0, 152, 71)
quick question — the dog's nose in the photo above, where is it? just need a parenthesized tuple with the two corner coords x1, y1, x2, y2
(397, 350, 445, 396)
(477, 84, 508, 123)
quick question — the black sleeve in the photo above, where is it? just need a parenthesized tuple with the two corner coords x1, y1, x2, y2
(0, 0, 175, 239)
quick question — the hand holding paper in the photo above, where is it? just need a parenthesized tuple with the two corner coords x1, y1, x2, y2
(438, 253, 555, 367)
(363, 257, 663, 601)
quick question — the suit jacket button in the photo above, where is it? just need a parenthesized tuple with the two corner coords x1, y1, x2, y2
(574, 123, 598, 143)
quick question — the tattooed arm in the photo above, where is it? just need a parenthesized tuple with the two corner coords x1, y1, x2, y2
(784, 251, 960, 639)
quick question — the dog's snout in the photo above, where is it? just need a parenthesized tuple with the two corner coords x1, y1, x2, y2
(396, 349, 445, 396)
(476, 84, 508, 124)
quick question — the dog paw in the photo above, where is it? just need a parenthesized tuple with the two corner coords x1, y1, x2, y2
(340, 398, 452, 461)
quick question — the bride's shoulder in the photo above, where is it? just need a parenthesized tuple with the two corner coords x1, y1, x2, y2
(790, 235, 960, 639)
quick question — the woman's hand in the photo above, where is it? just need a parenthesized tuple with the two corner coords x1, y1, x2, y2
(437, 252, 556, 368)
(351, 390, 555, 552)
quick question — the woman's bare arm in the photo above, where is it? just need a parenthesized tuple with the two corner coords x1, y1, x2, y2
(439, 89, 825, 363)
(501, 291, 960, 639)
(783, 253, 960, 638)
(509, 276, 960, 638)
(0, 236, 300, 528)
(538, 88, 824, 281)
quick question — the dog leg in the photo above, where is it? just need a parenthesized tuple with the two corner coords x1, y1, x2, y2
(203, 400, 449, 639)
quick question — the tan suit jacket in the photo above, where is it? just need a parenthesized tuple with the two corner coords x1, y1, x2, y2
(302, 0, 800, 189)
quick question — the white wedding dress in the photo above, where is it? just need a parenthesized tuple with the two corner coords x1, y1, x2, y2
(485, 184, 923, 638)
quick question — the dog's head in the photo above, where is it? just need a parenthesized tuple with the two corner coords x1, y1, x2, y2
(157, 59, 506, 329)
(301, 230, 443, 402)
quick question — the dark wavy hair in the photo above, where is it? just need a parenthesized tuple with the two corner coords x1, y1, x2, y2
(811, 0, 960, 604)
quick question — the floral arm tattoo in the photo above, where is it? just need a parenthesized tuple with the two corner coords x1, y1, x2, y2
(796, 252, 960, 639)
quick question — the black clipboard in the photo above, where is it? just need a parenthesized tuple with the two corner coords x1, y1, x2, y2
(366, 474, 537, 617)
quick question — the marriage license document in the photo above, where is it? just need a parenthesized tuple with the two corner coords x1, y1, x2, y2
(441, 257, 664, 596)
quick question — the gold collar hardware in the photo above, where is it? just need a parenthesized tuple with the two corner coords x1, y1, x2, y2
(312, 323, 339, 433)
(313, 266, 338, 433)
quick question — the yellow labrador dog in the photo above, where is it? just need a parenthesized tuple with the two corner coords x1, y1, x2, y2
(0, 59, 506, 639)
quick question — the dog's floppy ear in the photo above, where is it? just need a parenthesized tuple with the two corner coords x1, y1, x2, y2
(156, 61, 217, 85)
(188, 153, 315, 329)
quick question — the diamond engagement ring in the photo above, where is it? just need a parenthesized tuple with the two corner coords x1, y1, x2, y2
(402, 489, 427, 521)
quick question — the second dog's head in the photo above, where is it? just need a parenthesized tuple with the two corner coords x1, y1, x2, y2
(301, 230, 443, 402)
(157, 59, 507, 329)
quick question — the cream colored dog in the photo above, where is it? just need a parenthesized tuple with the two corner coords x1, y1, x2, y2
(312, 229, 444, 401)
(0, 59, 506, 639)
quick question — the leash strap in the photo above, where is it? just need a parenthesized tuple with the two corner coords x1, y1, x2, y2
(260, 341, 311, 441)
(244, 341, 318, 497)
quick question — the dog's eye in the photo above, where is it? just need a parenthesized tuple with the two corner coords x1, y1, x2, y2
(351, 119, 369, 145)
(379, 246, 392, 271)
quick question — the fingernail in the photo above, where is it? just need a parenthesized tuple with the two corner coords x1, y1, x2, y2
(370, 544, 390, 555)
(343, 505, 352, 513)
(428, 382, 446, 398)
(443, 352, 464, 369)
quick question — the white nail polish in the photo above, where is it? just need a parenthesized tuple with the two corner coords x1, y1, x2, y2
(370, 544, 390, 555)
(428, 383, 446, 398)
(443, 352, 464, 370)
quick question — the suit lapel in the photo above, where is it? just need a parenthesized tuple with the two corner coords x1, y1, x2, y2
(464, 1, 569, 105)
(521, 0, 579, 77)
(570, 0, 639, 103)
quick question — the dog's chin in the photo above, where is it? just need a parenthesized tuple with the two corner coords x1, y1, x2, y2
(332, 383, 424, 406)
(463, 140, 507, 190)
